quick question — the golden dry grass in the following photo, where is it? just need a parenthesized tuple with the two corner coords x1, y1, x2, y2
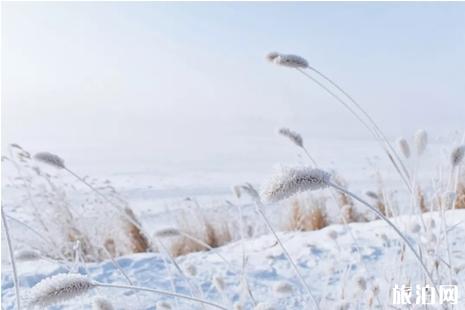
(123, 207, 150, 253)
(455, 172, 465, 209)
(417, 187, 429, 213)
(285, 195, 328, 231)
(167, 210, 233, 257)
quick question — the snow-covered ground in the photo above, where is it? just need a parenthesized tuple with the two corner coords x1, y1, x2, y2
(2, 210, 465, 309)
(2, 137, 464, 309)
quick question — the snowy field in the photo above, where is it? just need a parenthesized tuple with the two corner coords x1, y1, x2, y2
(3, 2, 465, 308)
(1, 210, 465, 310)
(2, 135, 465, 309)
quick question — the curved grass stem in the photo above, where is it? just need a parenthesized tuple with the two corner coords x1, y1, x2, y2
(255, 204, 320, 310)
(2, 208, 21, 310)
(328, 182, 437, 293)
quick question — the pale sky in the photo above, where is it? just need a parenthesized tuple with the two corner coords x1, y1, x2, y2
(2, 2, 465, 172)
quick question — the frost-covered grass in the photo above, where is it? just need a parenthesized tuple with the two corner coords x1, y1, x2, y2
(2, 210, 465, 309)
(2, 135, 465, 309)
(2, 52, 465, 309)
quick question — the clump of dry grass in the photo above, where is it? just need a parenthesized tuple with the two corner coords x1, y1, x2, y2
(456, 182, 465, 209)
(417, 187, 429, 213)
(167, 209, 233, 257)
(122, 207, 150, 253)
(285, 195, 328, 231)
(366, 190, 389, 217)
(3, 144, 150, 262)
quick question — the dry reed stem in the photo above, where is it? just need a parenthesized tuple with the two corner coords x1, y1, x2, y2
(123, 208, 149, 253)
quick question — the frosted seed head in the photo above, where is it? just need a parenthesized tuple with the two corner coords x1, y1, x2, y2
(233, 183, 260, 202)
(365, 191, 379, 199)
(397, 137, 411, 159)
(92, 296, 114, 310)
(269, 53, 309, 68)
(28, 273, 95, 307)
(414, 129, 428, 157)
(278, 127, 304, 148)
(34, 152, 66, 169)
(451, 145, 465, 167)
(261, 166, 330, 203)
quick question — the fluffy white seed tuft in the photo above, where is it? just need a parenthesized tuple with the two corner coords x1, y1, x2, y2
(365, 191, 379, 199)
(92, 296, 114, 310)
(451, 145, 465, 167)
(28, 273, 95, 307)
(34, 152, 66, 169)
(261, 166, 330, 203)
(278, 128, 304, 148)
(233, 183, 260, 202)
(397, 137, 411, 159)
(267, 52, 308, 68)
(414, 130, 428, 157)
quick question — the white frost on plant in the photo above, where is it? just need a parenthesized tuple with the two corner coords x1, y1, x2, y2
(28, 273, 94, 307)
(278, 128, 304, 148)
(260, 166, 330, 203)
(34, 152, 66, 169)
(266, 52, 309, 69)
(414, 130, 428, 157)
(451, 145, 465, 167)
(397, 137, 410, 159)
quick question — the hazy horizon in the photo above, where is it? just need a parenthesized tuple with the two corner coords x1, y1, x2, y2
(2, 2, 465, 174)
